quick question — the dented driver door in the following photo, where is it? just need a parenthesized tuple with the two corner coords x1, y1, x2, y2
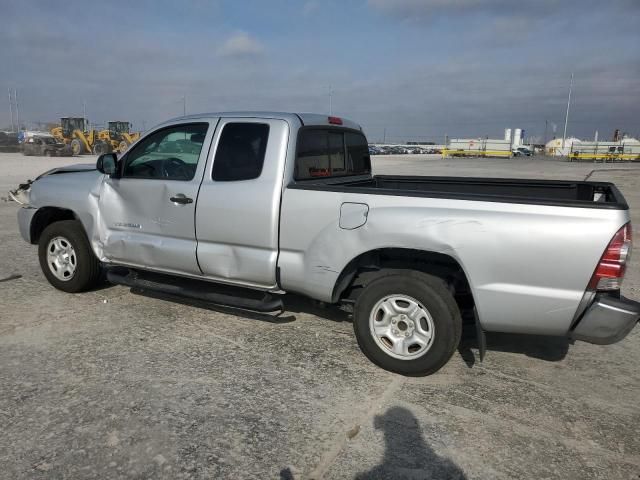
(98, 120, 217, 275)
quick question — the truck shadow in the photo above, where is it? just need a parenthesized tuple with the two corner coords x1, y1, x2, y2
(458, 325, 571, 368)
(122, 286, 569, 367)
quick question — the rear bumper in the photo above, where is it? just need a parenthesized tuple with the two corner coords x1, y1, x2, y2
(570, 295, 640, 345)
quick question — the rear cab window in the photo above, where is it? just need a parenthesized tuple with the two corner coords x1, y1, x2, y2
(295, 128, 371, 180)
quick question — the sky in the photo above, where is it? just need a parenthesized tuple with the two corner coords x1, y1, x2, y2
(1, 0, 639, 143)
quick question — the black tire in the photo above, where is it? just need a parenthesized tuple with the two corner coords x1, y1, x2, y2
(70, 138, 84, 155)
(93, 141, 111, 155)
(38, 220, 101, 293)
(353, 271, 462, 376)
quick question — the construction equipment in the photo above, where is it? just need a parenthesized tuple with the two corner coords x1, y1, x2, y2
(92, 121, 140, 155)
(51, 118, 140, 155)
(50, 117, 95, 155)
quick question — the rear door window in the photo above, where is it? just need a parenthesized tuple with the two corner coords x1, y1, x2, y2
(295, 129, 371, 180)
(212, 123, 270, 181)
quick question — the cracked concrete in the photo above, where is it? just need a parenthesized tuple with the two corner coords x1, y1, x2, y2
(1, 153, 639, 479)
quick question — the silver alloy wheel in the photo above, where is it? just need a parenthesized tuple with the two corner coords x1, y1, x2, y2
(369, 294, 435, 360)
(46, 236, 77, 281)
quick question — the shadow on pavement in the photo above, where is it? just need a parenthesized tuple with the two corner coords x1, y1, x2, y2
(279, 407, 467, 480)
(355, 406, 467, 480)
(458, 325, 571, 368)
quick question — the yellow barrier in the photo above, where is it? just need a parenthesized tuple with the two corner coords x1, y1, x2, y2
(569, 153, 640, 161)
(442, 149, 512, 158)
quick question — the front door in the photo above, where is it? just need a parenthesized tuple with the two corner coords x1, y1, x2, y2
(98, 121, 215, 275)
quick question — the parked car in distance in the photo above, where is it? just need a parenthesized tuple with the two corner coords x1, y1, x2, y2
(513, 146, 533, 157)
(22, 135, 72, 157)
(14, 112, 639, 376)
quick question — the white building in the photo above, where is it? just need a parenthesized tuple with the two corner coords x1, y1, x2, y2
(545, 137, 581, 156)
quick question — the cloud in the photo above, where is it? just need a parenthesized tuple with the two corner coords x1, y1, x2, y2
(368, 0, 637, 20)
(303, 1, 320, 16)
(217, 31, 264, 58)
(0, 1, 638, 140)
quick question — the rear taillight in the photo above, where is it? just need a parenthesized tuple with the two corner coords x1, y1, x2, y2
(589, 222, 632, 291)
(328, 116, 343, 125)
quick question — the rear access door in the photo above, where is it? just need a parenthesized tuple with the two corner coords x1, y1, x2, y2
(195, 117, 290, 289)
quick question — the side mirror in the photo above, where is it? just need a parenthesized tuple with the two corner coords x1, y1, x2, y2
(96, 153, 118, 176)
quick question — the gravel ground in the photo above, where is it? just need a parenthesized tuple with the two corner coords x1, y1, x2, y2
(1, 152, 639, 479)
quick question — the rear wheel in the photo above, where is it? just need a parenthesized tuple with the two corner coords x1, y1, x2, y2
(38, 220, 101, 293)
(353, 271, 461, 375)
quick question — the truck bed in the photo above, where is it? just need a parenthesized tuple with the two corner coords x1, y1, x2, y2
(290, 175, 628, 209)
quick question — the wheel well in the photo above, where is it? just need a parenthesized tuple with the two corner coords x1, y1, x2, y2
(332, 248, 475, 318)
(30, 207, 77, 244)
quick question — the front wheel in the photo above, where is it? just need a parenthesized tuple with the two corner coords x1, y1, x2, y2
(70, 138, 84, 155)
(353, 271, 462, 376)
(38, 220, 101, 293)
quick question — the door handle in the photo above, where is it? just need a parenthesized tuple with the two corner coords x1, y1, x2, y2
(170, 194, 193, 205)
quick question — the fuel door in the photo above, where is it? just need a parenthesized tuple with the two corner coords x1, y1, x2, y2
(340, 202, 369, 230)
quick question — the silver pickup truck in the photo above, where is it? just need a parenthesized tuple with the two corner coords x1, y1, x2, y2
(14, 112, 639, 375)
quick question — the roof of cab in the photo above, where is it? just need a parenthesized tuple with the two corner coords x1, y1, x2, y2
(163, 111, 361, 130)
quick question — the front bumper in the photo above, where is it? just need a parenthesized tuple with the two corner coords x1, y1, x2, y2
(570, 295, 640, 345)
(17, 206, 37, 243)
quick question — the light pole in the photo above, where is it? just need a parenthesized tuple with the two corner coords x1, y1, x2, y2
(14, 89, 20, 131)
(561, 73, 573, 151)
(8, 88, 14, 132)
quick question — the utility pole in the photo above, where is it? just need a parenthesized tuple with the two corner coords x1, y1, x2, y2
(14, 89, 20, 131)
(561, 72, 573, 151)
(8, 88, 14, 132)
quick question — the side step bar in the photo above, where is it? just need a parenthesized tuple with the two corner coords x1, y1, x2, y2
(106, 268, 284, 313)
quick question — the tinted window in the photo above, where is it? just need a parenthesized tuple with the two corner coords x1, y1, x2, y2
(212, 123, 269, 181)
(329, 132, 346, 174)
(296, 130, 331, 178)
(123, 123, 208, 180)
(295, 129, 371, 180)
(345, 132, 371, 174)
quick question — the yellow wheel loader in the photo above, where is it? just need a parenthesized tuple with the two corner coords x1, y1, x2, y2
(92, 121, 140, 155)
(50, 117, 95, 156)
(51, 118, 140, 155)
